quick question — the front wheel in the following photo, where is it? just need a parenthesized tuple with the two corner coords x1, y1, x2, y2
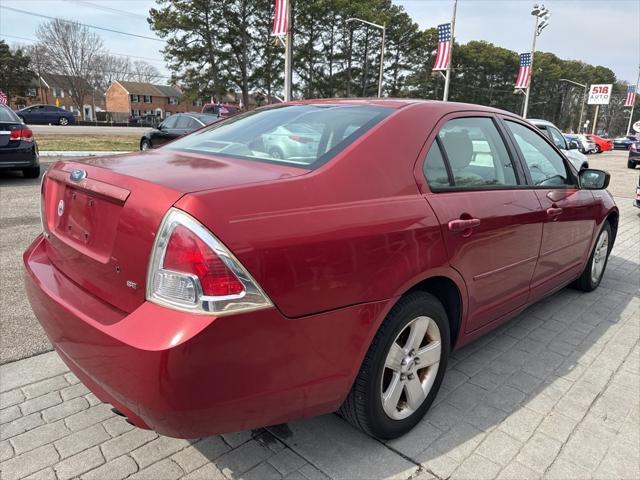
(58, 117, 69, 126)
(595, 145, 601, 154)
(628, 160, 636, 169)
(141, 139, 152, 151)
(339, 291, 450, 439)
(573, 222, 612, 292)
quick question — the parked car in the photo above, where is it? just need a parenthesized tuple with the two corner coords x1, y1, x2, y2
(564, 134, 597, 154)
(0, 104, 40, 177)
(202, 103, 240, 117)
(613, 135, 638, 150)
(585, 134, 613, 153)
(628, 141, 640, 169)
(129, 114, 160, 128)
(15, 104, 76, 126)
(139, 113, 221, 150)
(260, 123, 322, 159)
(528, 119, 589, 170)
(635, 176, 640, 208)
(25, 100, 618, 440)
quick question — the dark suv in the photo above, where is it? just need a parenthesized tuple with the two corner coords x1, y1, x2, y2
(0, 104, 40, 177)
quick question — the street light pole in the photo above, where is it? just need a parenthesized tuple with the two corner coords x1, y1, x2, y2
(442, 0, 458, 102)
(346, 18, 386, 98)
(522, 4, 550, 119)
(560, 78, 587, 133)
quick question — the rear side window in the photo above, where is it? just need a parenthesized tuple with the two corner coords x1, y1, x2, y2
(0, 106, 21, 122)
(506, 121, 572, 187)
(424, 117, 519, 190)
(166, 104, 392, 168)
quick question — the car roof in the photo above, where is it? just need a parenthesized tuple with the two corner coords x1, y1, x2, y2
(527, 118, 556, 127)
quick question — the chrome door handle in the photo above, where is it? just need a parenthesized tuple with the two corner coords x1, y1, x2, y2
(546, 207, 563, 218)
(448, 218, 481, 232)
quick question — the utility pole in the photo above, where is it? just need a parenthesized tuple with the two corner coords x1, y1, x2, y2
(346, 18, 386, 98)
(560, 79, 587, 133)
(283, 0, 293, 101)
(626, 67, 640, 136)
(442, 0, 458, 102)
(591, 104, 599, 134)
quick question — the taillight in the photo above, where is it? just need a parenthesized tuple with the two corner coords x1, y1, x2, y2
(288, 135, 312, 144)
(147, 208, 272, 315)
(10, 128, 34, 142)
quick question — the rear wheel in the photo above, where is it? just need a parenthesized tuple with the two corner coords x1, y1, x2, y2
(595, 145, 601, 154)
(58, 117, 69, 126)
(141, 139, 152, 151)
(23, 166, 41, 179)
(339, 291, 450, 439)
(628, 160, 636, 169)
(573, 222, 612, 292)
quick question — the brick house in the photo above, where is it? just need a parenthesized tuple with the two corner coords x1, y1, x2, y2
(105, 81, 198, 120)
(9, 73, 105, 120)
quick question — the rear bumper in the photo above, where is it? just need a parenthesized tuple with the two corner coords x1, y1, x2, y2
(0, 144, 38, 169)
(23, 235, 388, 438)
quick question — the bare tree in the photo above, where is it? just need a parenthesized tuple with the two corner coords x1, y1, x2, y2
(35, 19, 105, 118)
(90, 54, 132, 92)
(130, 60, 162, 83)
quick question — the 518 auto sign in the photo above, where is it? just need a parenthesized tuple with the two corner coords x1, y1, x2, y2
(588, 84, 613, 105)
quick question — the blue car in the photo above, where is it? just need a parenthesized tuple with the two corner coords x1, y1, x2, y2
(15, 104, 76, 126)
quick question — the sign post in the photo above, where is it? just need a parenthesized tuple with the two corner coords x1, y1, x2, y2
(587, 84, 612, 134)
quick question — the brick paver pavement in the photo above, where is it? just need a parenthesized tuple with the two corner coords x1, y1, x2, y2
(1, 198, 638, 480)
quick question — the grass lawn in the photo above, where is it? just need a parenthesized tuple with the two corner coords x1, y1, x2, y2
(36, 135, 139, 151)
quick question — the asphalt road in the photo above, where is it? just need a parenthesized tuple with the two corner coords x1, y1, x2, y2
(0, 151, 638, 364)
(30, 124, 149, 136)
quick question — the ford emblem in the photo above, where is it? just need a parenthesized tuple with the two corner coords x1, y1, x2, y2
(57, 199, 64, 217)
(70, 169, 87, 182)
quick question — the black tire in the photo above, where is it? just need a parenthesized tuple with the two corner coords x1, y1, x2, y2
(595, 145, 601, 154)
(338, 291, 450, 439)
(628, 160, 636, 169)
(140, 139, 152, 151)
(22, 166, 41, 179)
(58, 117, 69, 126)
(572, 222, 612, 292)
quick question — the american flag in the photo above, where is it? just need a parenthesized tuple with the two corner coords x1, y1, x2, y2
(272, 0, 288, 36)
(515, 53, 532, 89)
(0, 90, 7, 105)
(624, 85, 636, 107)
(433, 23, 452, 71)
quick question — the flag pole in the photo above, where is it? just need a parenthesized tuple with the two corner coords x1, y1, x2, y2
(442, 0, 458, 102)
(522, 14, 539, 118)
(283, 0, 293, 102)
(626, 66, 640, 136)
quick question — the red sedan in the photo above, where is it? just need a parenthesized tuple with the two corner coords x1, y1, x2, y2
(586, 134, 614, 153)
(24, 100, 618, 440)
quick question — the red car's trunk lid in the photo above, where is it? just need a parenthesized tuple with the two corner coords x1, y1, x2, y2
(41, 153, 307, 313)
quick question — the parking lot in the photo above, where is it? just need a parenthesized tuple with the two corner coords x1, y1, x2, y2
(0, 150, 638, 480)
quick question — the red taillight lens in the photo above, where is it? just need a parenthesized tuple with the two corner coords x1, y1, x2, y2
(9, 128, 34, 142)
(163, 225, 244, 296)
(288, 134, 312, 144)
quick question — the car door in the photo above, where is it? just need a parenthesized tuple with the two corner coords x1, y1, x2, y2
(503, 119, 596, 301)
(173, 115, 194, 138)
(151, 115, 178, 147)
(420, 115, 544, 333)
(27, 106, 44, 124)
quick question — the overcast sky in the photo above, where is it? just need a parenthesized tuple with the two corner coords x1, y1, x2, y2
(1, 0, 638, 84)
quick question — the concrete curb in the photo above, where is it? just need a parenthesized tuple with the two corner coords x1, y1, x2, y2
(39, 151, 132, 157)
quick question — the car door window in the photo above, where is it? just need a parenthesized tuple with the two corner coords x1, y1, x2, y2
(174, 115, 192, 130)
(161, 116, 178, 130)
(547, 126, 567, 149)
(424, 117, 519, 189)
(505, 120, 573, 187)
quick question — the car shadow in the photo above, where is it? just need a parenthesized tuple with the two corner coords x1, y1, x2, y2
(183, 251, 638, 479)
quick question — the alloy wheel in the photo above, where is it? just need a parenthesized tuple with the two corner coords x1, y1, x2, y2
(59, 117, 69, 126)
(590, 228, 609, 284)
(381, 316, 441, 420)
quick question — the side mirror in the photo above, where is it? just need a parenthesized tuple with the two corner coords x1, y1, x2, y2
(568, 140, 580, 150)
(579, 168, 610, 190)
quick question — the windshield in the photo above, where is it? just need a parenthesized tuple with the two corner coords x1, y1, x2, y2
(166, 104, 392, 168)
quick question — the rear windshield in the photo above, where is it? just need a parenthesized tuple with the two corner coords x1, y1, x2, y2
(0, 106, 21, 123)
(166, 104, 392, 168)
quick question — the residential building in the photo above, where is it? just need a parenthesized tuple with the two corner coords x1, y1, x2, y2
(105, 81, 194, 119)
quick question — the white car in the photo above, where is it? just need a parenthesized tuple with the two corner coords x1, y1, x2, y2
(528, 119, 589, 171)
